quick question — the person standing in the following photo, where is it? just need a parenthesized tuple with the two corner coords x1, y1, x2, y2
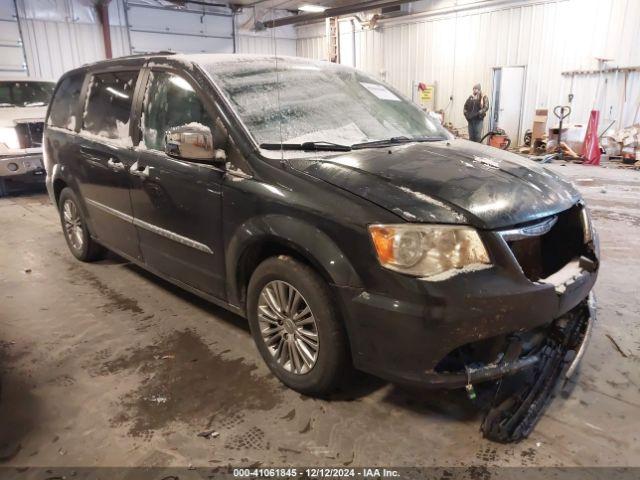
(464, 84, 489, 142)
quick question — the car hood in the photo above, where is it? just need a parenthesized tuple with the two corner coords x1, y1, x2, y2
(289, 139, 581, 230)
(0, 106, 47, 127)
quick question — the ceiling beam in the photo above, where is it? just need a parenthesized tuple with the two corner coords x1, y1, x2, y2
(256, 0, 413, 28)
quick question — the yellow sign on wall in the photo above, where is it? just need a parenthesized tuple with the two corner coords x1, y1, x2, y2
(420, 85, 434, 102)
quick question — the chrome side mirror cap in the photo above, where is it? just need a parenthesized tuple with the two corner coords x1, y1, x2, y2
(165, 124, 219, 162)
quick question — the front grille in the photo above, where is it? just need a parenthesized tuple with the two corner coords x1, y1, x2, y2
(504, 206, 588, 281)
(15, 122, 44, 148)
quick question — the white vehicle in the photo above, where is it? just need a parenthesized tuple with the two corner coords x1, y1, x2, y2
(0, 78, 55, 195)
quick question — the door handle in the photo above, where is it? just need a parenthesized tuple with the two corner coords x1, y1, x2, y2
(107, 157, 125, 172)
(129, 161, 150, 179)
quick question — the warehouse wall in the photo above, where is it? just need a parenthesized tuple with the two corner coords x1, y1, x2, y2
(125, 1, 234, 54)
(8, 0, 295, 81)
(296, 0, 640, 138)
(14, 0, 129, 80)
(235, 9, 297, 57)
(0, 2, 27, 76)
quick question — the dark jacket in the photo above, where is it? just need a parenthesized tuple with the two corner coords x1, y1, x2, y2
(464, 94, 489, 121)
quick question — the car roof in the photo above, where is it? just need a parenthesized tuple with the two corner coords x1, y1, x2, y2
(79, 52, 322, 71)
(0, 77, 56, 83)
(59, 52, 328, 81)
(176, 53, 314, 63)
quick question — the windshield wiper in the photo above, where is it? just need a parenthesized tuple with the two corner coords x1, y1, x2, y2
(260, 141, 351, 152)
(351, 136, 445, 149)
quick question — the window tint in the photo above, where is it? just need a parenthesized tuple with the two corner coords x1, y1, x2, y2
(83, 71, 137, 141)
(142, 71, 214, 151)
(48, 74, 84, 130)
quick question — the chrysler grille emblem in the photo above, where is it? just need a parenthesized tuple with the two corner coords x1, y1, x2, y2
(498, 216, 558, 242)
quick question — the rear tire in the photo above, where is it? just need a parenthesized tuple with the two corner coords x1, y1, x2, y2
(247, 255, 350, 396)
(58, 187, 105, 262)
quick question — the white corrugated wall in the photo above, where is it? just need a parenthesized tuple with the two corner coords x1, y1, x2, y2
(15, 0, 129, 80)
(235, 9, 297, 57)
(12, 0, 298, 80)
(236, 34, 297, 56)
(296, 22, 326, 60)
(296, 0, 640, 138)
(0, 1, 28, 76)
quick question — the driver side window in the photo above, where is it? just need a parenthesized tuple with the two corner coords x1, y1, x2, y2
(141, 71, 215, 152)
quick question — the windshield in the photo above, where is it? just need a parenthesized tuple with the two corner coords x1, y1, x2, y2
(0, 81, 55, 108)
(198, 56, 450, 148)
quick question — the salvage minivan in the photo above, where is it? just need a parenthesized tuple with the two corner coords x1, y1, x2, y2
(44, 54, 598, 415)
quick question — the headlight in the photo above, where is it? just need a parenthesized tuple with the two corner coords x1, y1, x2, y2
(580, 205, 594, 244)
(0, 127, 20, 150)
(368, 224, 491, 278)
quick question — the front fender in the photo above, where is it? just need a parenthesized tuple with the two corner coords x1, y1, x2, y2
(226, 214, 363, 307)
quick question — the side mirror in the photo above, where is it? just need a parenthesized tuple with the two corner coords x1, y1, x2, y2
(165, 124, 225, 163)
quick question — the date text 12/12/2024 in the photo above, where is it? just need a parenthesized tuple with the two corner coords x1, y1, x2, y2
(233, 468, 400, 477)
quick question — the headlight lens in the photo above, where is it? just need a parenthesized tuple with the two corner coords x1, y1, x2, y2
(0, 127, 20, 150)
(368, 224, 491, 278)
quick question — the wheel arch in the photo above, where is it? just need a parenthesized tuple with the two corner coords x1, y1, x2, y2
(227, 215, 362, 310)
(53, 177, 67, 206)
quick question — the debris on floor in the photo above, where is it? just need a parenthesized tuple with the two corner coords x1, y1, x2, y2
(197, 429, 220, 439)
(148, 395, 168, 404)
(605, 334, 629, 358)
(603, 124, 640, 166)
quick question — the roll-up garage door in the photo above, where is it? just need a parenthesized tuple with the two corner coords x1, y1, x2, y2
(0, 1, 27, 76)
(125, 1, 234, 54)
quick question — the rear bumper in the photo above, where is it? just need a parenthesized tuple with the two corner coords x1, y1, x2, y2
(336, 257, 598, 389)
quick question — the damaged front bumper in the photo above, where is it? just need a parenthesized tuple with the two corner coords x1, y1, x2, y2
(480, 294, 595, 442)
(563, 292, 596, 381)
(336, 236, 599, 389)
(420, 291, 596, 390)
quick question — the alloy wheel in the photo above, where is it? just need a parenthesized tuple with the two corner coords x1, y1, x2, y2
(257, 280, 319, 375)
(62, 199, 84, 251)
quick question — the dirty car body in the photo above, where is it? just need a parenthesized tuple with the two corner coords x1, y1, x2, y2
(43, 54, 599, 404)
(0, 79, 55, 192)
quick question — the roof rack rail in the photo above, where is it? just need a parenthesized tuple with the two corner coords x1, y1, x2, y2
(117, 51, 178, 59)
(80, 51, 177, 68)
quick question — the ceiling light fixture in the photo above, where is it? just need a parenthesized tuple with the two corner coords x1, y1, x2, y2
(298, 4, 327, 13)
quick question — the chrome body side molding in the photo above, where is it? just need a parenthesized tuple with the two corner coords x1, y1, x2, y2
(84, 198, 213, 254)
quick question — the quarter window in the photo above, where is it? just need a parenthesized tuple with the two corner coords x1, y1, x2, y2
(141, 71, 214, 152)
(48, 74, 84, 130)
(83, 71, 137, 141)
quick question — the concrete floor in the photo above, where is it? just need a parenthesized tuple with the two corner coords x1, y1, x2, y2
(0, 163, 638, 469)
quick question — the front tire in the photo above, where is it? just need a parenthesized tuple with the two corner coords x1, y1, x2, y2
(247, 256, 350, 396)
(58, 187, 105, 262)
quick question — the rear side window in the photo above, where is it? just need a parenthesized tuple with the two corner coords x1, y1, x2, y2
(48, 74, 84, 130)
(82, 71, 138, 142)
(141, 71, 215, 151)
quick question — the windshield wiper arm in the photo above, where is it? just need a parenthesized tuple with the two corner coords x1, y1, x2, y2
(260, 141, 352, 152)
(351, 136, 444, 149)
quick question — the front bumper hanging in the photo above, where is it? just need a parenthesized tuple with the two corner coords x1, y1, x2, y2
(480, 293, 596, 443)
